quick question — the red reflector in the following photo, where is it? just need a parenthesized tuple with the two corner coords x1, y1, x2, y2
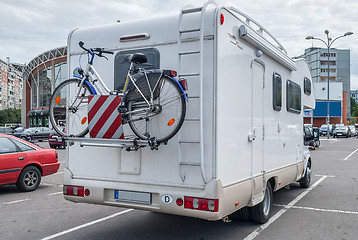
(220, 13, 224, 25)
(184, 196, 219, 212)
(176, 198, 183, 206)
(170, 70, 177, 77)
(85, 189, 90, 196)
(179, 79, 188, 90)
(63, 185, 84, 197)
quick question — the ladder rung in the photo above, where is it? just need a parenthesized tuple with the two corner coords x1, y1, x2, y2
(179, 140, 200, 144)
(179, 73, 199, 77)
(180, 28, 200, 34)
(185, 118, 200, 121)
(179, 50, 200, 55)
(182, 7, 203, 14)
(179, 162, 201, 166)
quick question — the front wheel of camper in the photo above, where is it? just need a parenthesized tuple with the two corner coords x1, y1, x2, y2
(300, 161, 312, 188)
(250, 181, 273, 224)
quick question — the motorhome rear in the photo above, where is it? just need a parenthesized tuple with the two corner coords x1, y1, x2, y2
(63, 1, 315, 223)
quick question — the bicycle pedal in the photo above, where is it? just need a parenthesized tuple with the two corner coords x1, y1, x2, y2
(117, 106, 127, 113)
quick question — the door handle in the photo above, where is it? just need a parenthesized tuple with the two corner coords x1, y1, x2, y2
(18, 157, 25, 161)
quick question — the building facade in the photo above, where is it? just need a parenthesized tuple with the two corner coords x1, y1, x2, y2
(22, 47, 67, 127)
(352, 89, 358, 103)
(298, 47, 351, 115)
(0, 58, 23, 110)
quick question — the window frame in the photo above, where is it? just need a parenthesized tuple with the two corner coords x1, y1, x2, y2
(286, 80, 302, 114)
(272, 72, 282, 111)
(304, 77, 311, 96)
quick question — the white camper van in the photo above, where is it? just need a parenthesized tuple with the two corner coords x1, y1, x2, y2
(63, 1, 315, 223)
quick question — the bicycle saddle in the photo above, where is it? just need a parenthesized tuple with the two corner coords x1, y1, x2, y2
(131, 53, 147, 64)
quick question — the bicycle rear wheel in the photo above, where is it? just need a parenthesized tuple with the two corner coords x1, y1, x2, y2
(49, 78, 93, 137)
(127, 76, 186, 143)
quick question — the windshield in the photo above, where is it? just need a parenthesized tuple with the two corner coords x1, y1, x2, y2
(336, 127, 346, 130)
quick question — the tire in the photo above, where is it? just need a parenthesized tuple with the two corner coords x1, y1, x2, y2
(21, 136, 28, 141)
(49, 79, 93, 137)
(315, 140, 320, 148)
(16, 166, 41, 192)
(300, 160, 312, 188)
(127, 76, 186, 143)
(250, 181, 273, 224)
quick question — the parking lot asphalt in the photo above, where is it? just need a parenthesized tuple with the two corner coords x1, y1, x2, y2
(0, 137, 357, 240)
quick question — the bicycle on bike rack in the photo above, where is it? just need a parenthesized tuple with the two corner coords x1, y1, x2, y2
(49, 41, 188, 144)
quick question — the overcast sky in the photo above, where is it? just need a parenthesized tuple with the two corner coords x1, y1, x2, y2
(1, 0, 358, 88)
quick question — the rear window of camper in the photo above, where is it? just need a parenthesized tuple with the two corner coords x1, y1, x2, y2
(273, 73, 282, 111)
(114, 48, 160, 91)
(286, 80, 301, 114)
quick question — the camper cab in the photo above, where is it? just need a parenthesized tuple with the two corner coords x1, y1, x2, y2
(63, 1, 315, 223)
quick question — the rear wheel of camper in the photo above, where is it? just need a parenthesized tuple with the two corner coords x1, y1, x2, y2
(127, 76, 186, 143)
(250, 181, 273, 224)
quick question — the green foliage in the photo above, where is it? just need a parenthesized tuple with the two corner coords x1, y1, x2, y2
(0, 108, 21, 126)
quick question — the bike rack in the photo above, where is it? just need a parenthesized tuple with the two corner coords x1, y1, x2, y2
(64, 136, 164, 151)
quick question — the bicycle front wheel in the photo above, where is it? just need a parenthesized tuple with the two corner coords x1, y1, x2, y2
(49, 78, 93, 137)
(127, 76, 186, 143)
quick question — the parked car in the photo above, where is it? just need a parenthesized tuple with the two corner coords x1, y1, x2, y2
(13, 127, 52, 142)
(49, 129, 66, 149)
(13, 127, 27, 133)
(312, 127, 320, 148)
(332, 125, 350, 138)
(0, 127, 14, 135)
(0, 134, 59, 191)
(348, 125, 357, 137)
(304, 125, 315, 149)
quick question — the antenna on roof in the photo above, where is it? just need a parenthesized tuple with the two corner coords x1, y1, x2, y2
(117, 13, 121, 23)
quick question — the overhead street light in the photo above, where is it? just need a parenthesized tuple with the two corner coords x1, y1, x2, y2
(305, 30, 353, 139)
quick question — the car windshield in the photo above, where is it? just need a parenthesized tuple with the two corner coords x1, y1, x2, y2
(320, 125, 327, 129)
(336, 127, 346, 130)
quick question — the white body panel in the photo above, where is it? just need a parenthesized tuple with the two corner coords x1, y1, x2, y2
(64, 3, 314, 221)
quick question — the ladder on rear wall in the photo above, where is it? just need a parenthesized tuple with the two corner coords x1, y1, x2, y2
(177, 0, 218, 184)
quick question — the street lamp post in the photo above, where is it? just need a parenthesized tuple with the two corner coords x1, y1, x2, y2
(306, 30, 353, 139)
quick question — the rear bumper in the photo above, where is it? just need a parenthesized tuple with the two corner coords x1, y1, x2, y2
(63, 168, 250, 221)
(42, 162, 60, 176)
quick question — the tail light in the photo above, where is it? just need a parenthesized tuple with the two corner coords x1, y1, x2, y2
(163, 70, 177, 77)
(63, 185, 85, 197)
(184, 196, 219, 212)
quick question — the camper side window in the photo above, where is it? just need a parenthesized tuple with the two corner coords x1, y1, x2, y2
(286, 80, 301, 114)
(273, 73, 282, 111)
(113, 48, 160, 91)
(304, 77, 311, 95)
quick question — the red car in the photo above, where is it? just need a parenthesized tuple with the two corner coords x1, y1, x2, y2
(0, 134, 60, 192)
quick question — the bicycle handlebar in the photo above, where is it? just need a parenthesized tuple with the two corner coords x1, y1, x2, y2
(78, 41, 114, 58)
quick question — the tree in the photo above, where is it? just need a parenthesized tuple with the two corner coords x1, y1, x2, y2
(351, 97, 358, 117)
(0, 108, 21, 126)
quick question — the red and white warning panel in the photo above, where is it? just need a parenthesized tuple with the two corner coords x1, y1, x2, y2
(88, 95, 124, 139)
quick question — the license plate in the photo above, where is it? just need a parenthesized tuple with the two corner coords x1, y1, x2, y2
(337, 133, 342, 135)
(114, 190, 151, 204)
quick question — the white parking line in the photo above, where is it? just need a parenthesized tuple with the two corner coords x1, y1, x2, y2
(344, 148, 358, 160)
(244, 175, 327, 240)
(47, 192, 63, 196)
(41, 209, 133, 240)
(52, 172, 64, 175)
(3, 199, 30, 205)
(274, 204, 358, 215)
